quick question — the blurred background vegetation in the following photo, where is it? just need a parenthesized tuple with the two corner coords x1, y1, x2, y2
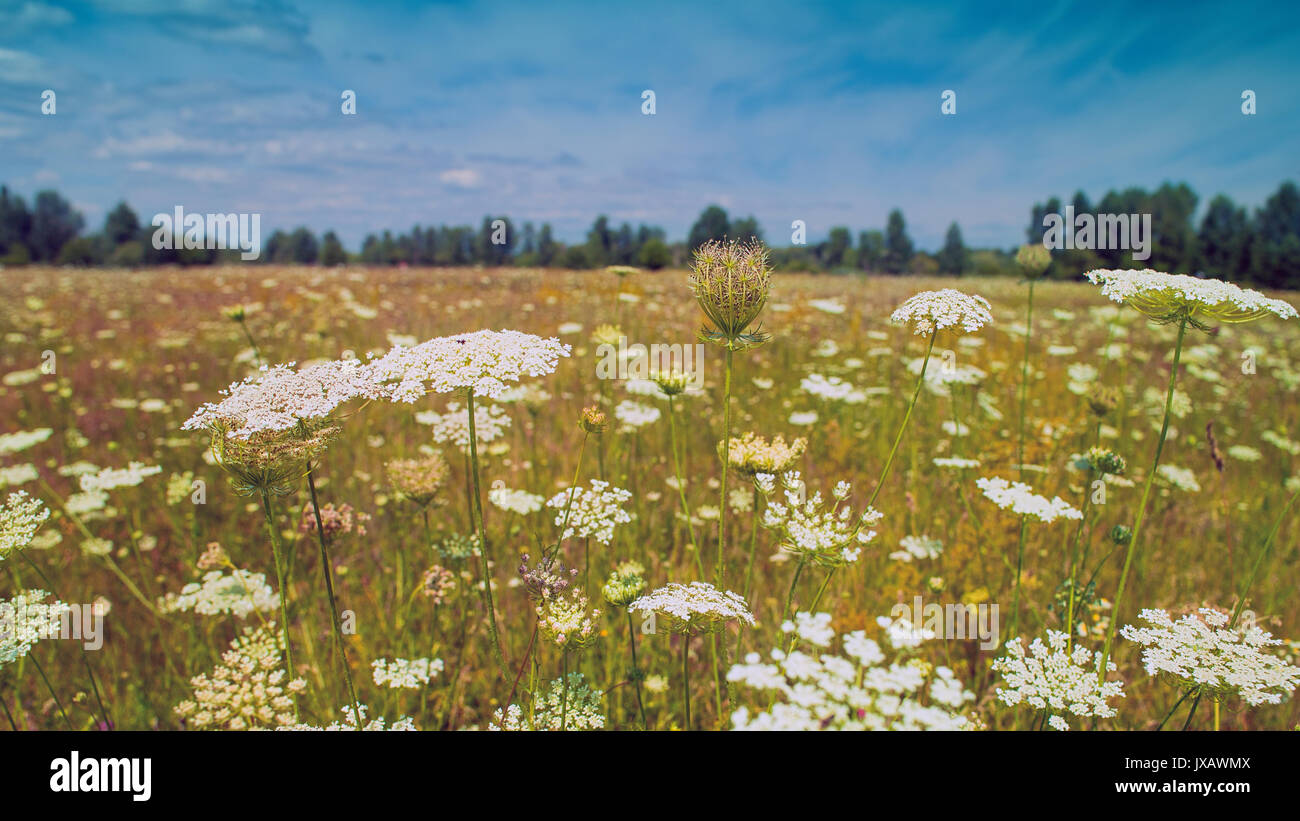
(2, 179, 1298, 287)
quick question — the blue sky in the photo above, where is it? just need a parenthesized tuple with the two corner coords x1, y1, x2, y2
(2, 0, 1298, 250)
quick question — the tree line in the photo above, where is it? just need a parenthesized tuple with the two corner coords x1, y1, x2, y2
(1, 180, 1297, 287)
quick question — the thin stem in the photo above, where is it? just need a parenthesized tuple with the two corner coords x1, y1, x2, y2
(17, 549, 111, 729)
(305, 462, 363, 729)
(1010, 516, 1028, 639)
(1181, 689, 1203, 731)
(465, 391, 509, 681)
(258, 488, 296, 681)
(667, 396, 703, 576)
(717, 346, 734, 588)
(681, 636, 691, 730)
(1230, 486, 1300, 627)
(1099, 316, 1188, 680)
(869, 332, 937, 510)
(1155, 687, 1195, 730)
(1016, 279, 1036, 479)
(626, 612, 648, 730)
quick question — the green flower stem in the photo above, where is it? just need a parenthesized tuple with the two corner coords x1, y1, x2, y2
(717, 345, 734, 588)
(546, 430, 588, 562)
(783, 558, 806, 624)
(1010, 516, 1028, 640)
(869, 332, 937, 510)
(465, 391, 510, 682)
(258, 488, 296, 681)
(626, 612, 648, 729)
(666, 395, 703, 577)
(681, 635, 691, 730)
(1099, 316, 1189, 680)
(16, 549, 111, 729)
(1181, 688, 1203, 730)
(1230, 485, 1300, 628)
(1016, 278, 1036, 479)
(1155, 687, 1195, 730)
(305, 462, 363, 729)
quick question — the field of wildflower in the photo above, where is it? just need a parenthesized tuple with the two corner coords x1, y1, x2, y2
(3, 250, 1299, 731)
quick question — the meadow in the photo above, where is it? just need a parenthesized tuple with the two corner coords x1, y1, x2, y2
(2, 257, 1298, 731)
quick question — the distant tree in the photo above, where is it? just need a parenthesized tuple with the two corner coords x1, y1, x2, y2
(108, 240, 144, 267)
(288, 227, 319, 264)
(882, 209, 913, 274)
(730, 215, 762, 243)
(1148, 182, 1198, 273)
(0, 186, 32, 257)
(359, 234, 382, 264)
(585, 216, 611, 266)
(56, 236, 104, 266)
(638, 237, 671, 270)
(687, 205, 730, 250)
(264, 230, 292, 263)
(476, 216, 514, 265)
(1250, 181, 1300, 288)
(613, 222, 635, 264)
(521, 222, 537, 256)
(1197, 195, 1250, 278)
(857, 230, 884, 271)
(103, 201, 140, 247)
(822, 226, 851, 268)
(909, 251, 939, 276)
(537, 223, 558, 266)
(320, 231, 347, 266)
(937, 222, 967, 275)
(561, 244, 591, 269)
(27, 189, 84, 261)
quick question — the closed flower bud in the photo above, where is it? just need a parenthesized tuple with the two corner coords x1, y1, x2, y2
(579, 405, 607, 434)
(1015, 244, 1052, 278)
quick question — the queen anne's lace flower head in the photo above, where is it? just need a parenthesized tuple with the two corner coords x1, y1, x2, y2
(991, 630, 1125, 729)
(79, 462, 163, 493)
(728, 611, 975, 730)
(602, 560, 647, 607)
(756, 471, 883, 567)
(890, 289, 993, 337)
(281, 704, 417, 731)
(628, 581, 755, 635)
(725, 433, 807, 477)
(158, 569, 279, 619)
(386, 454, 449, 507)
(545, 479, 632, 545)
(371, 657, 444, 689)
(183, 359, 383, 439)
(416, 401, 511, 453)
(689, 238, 773, 349)
(1, 589, 70, 666)
(1120, 607, 1300, 706)
(976, 476, 1082, 523)
(1086, 268, 1297, 330)
(537, 587, 601, 650)
(173, 623, 306, 730)
(488, 484, 544, 515)
(491, 672, 605, 730)
(1, 491, 49, 561)
(367, 329, 570, 403)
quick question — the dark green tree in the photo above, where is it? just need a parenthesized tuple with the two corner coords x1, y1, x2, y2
(882, 209, 913, 274)
(687, 205, 730, 251)
(937, 222, 967, 275)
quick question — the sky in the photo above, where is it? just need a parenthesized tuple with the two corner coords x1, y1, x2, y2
(1, 0, 1298, 251)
